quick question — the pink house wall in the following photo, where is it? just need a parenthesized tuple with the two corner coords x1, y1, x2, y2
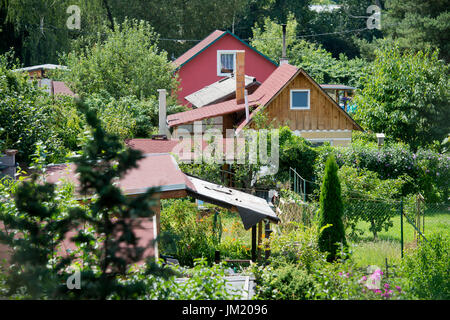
(176, 33, 278, 106)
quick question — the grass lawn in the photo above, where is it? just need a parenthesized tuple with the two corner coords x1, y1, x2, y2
(349, 213, 450, 267)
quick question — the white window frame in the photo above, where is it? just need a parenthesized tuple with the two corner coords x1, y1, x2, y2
(290, 89, 310, 110)
(217, 50, 236, 76)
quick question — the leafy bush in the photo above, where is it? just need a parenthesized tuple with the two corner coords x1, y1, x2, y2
(159, 199, 218, 266)
(253, 263, 315, 300)
(267, 222, 323, 273)
(277, 126, 318, 184)
(314, 142, 449, 202)
(0, 56, 77, 163)
(399, 234, 450, 300)
(308, 256, 404, 300)
(119, 259, 240, 300)
(217, 237, 251, 261)
(337, 166, 408, 239)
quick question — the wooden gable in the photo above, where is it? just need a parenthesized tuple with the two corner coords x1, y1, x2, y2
(259, 70, 362, 131)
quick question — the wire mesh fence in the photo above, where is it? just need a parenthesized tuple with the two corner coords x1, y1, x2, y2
(278, 182, 450, 261)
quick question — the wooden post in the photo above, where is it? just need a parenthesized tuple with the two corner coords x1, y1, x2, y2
(215, 250, 221, 264)
(400, 199, 404, 258)
(264, 221, 271, 261)
(155, 199, 161, 236)
(257, 221, 263, 260)
(344, 90, 348, 111)
(251, 225, 257, 262)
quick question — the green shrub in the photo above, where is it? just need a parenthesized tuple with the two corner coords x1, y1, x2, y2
(277, 126, 318, 183)
(336, 166, 408, 239)
(399, 234, 450, 300)
(253, 263, 316, 300)
(268, 222, 323, 272)
(308, 255, 404, 300)
(159, 199, 218, 266)
(217, 237, 251, 261)
(121, 259, 241, 300)
(0, 56, 74, 164)
(314, 142, 449, 202)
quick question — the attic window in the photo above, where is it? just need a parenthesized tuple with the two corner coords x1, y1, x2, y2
(290, 90, 310, 110)
(217, 50, 236, 76)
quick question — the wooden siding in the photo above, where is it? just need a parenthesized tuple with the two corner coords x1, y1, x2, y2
(260, 72, 359, 131)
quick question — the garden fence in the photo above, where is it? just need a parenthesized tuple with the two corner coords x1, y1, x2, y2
(281, 179, 450, 259)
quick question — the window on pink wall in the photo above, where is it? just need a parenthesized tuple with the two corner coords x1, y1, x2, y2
(217, 50, 236, 76)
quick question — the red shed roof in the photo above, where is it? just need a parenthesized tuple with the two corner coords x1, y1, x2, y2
(45, 153, 193, 196)
(126, 139, 181, 154)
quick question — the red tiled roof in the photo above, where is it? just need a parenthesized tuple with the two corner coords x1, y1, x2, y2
(236, 64, 299, 132)
(126, 138, 241, 160)
(167, 64, 300, 128)
(167, 98, 254, 127)
(251, 64, 299, 105)
(173, 30, 225, 68)
(52, 81, 75, 96)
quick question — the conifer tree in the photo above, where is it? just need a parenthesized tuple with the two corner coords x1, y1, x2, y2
(318, 155, 346, 262)
(0, 99, 159, 299)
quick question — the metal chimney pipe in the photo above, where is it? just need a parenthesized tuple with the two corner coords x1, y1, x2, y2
(280, 24, 289, 65)
(245, 89, 249, 121)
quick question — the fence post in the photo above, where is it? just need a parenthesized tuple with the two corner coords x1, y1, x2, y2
(385, 257, 389, 279)
(303, 179, 306, 203)
(215, 250, 221, 264)
(400, 199, 404, 259)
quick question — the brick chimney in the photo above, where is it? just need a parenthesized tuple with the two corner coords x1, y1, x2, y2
(235, 50, 245, 104)
(158, 89, 169, 136)
(0, 149, 18, 180)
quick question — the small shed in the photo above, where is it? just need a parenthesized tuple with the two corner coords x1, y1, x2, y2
(43, 153, 279, 263)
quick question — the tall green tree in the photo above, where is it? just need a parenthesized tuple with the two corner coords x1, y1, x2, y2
(353, 44, 449, 150)
(62, 19, 178, 100)
(102, 0, 248, 59)
(318, 155, 346, 262)
(1, 0, 107, 65)
(250, 14, 366, 86)
(384, 0, 450, 62)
